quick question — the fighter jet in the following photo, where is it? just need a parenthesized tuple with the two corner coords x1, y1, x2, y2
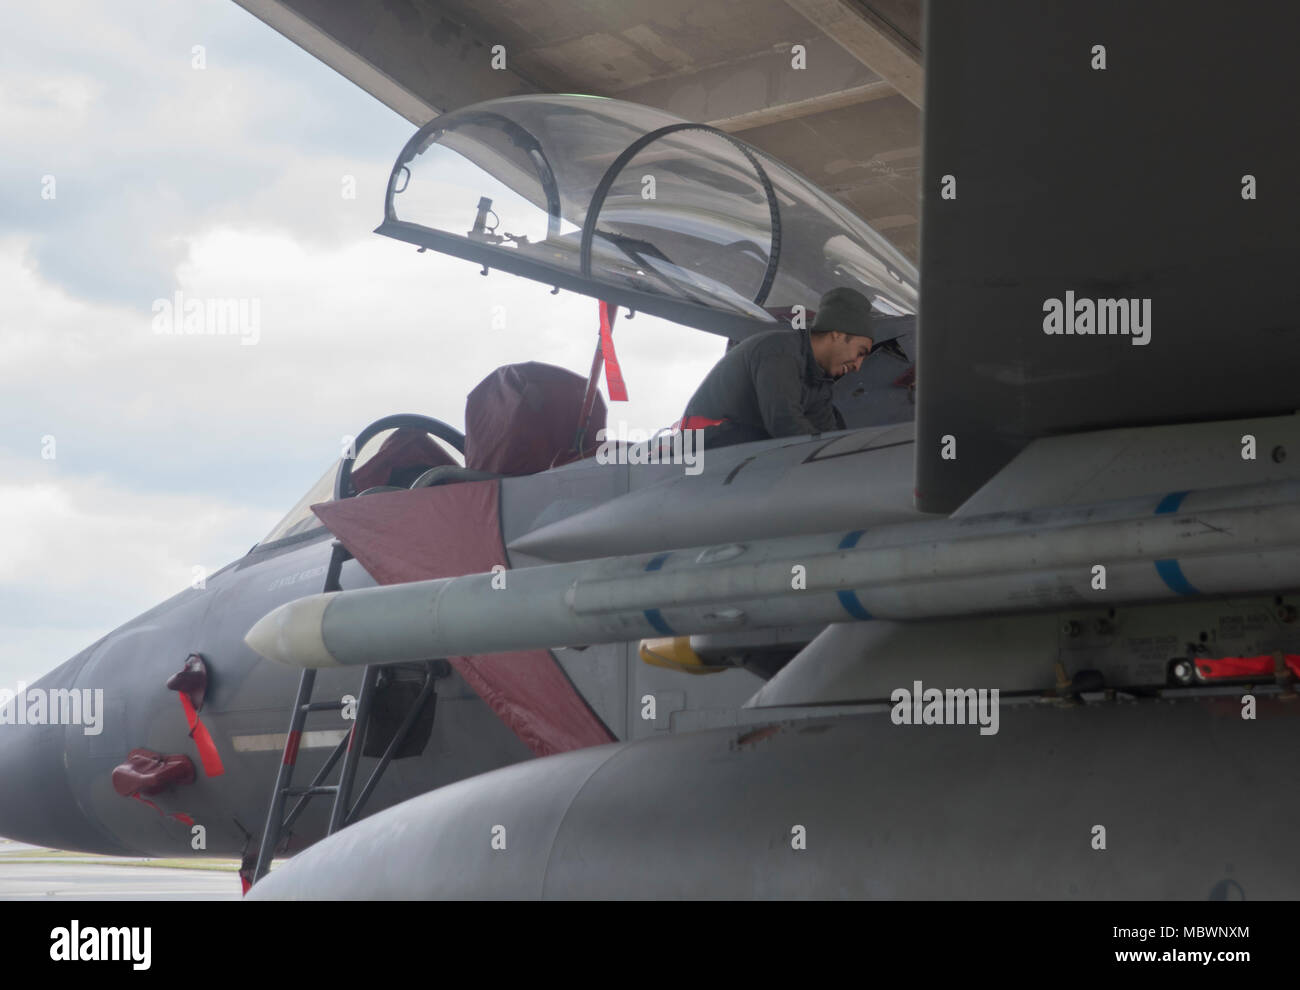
(4, 1, 1299, 899)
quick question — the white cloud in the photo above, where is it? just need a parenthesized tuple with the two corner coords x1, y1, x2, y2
(0, 626, 114, 691)
(0, 454, 281, 686)
(1, 230, 723, 467)
(0, 223, 724, 686)
(0, 75, 103, 136)
(0, 0, 728, 693)
(0, 467, 275, 594)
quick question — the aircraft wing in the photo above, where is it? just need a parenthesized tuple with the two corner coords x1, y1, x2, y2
(916, 0, 1300, 511)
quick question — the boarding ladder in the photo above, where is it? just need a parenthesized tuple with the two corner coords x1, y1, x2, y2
(250, 539, 440, 884)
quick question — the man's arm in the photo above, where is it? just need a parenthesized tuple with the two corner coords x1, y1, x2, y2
(752, 350, 821, 437)
(804, 393, 844, 432)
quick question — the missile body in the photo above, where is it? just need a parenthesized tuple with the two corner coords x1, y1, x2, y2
(245, 481, 1300, 668)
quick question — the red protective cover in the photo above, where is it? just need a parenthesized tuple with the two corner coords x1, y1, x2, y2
(351, 428, 458, 493)
(111, 749, 196, 797)
(1195, 654, 1300, 679)
(464, 362, 606, 475)
(312, 482, 615, 757)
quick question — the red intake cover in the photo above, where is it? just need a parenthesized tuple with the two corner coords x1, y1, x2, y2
(112, 748, 196, 798)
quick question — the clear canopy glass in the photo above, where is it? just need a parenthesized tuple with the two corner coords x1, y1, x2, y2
(379, 95, 917, 338)
(257, 427, 464, 546)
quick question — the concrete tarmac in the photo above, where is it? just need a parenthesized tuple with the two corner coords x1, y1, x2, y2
(0, 839, 243, 900)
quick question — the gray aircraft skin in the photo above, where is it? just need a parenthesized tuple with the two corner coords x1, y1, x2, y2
(7, 1, 1300, 899)
(0, 90, 926, 864)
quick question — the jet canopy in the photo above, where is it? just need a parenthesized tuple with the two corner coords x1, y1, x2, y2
(377, 94, 917, 339)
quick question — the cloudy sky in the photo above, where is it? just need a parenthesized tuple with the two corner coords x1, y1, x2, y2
(0, 0, 724, 687)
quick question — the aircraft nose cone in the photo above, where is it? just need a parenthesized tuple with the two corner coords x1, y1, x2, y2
(0, 662, 132, 855)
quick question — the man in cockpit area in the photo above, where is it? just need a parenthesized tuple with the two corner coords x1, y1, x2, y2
(678, 286, 875, 449)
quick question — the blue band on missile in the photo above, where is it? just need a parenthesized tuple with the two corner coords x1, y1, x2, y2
(643, 554, 675, 633)
(836, 530, 873, 620)
(643, 608, 675, 636)
(1152, 492, 1198, 595)
(1155, 490, 1191, 514)
(1154, 559, 1199, 596)
(837, 591, 873, 620)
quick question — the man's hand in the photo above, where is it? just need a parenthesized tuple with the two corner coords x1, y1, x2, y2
(754, 352, 821, 437)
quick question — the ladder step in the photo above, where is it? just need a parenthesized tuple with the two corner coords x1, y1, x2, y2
(253, 541, 360, 887)
(301, 701, 345, 713)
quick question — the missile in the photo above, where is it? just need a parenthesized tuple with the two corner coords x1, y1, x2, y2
(245, 481, 1300, 668)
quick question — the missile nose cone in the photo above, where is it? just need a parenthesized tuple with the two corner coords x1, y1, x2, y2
(245, 593, 340, 668)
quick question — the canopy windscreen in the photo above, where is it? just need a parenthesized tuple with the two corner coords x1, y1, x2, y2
(381, 95, 916, 337)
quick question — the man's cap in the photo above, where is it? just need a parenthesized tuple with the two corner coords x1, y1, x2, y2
(811, 286, 874, 340)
